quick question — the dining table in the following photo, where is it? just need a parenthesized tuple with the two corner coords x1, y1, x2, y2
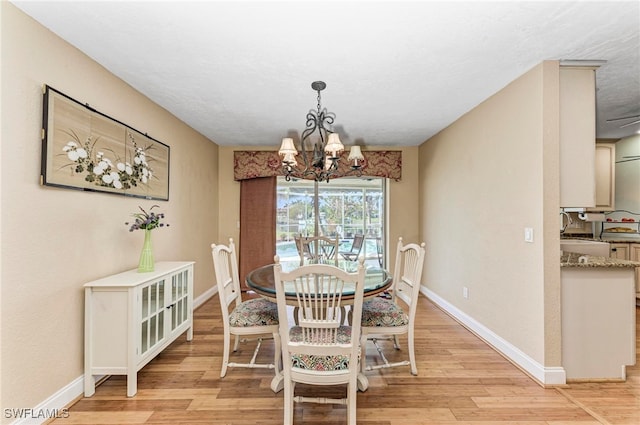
(245, 261, 392, 393)
(246, 261, 392, 304)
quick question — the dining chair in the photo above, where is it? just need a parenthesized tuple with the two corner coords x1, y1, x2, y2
(360, 237, 426, 376)
(273, 255, 366, 425)
(211, 238, 280, 379)
(298, 235, 339, 266)
(294, 235, 313, 265)
(339, 233, 365, 261)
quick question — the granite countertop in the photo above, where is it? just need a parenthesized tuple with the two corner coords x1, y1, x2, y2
(561, 252, 640, 268)
(600, 238, 640, 243)
(561, 235, 640, 244)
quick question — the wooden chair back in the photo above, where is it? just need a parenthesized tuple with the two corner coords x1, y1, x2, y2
(273, 256, 366, 424)
(211, 238, 242, 316)
(392, 237, 426, 323)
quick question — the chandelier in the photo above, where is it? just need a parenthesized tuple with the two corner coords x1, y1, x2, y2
(278, 81, 364, 182)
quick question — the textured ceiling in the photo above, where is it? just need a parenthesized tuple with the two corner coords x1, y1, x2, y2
(11, 1, 640, 147)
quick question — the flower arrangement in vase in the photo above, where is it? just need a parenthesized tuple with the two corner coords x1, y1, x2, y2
(125, 205, 169, 272)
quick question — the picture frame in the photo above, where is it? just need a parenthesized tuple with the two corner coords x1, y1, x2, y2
(41, 85, 170, 200)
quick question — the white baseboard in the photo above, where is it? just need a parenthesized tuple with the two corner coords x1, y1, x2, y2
(194, 284, 217, 309)
(420, 286, 566, 386)
(9, 375, 84, 425)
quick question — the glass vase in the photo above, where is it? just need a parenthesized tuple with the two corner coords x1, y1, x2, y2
(138, 229, 155, 273)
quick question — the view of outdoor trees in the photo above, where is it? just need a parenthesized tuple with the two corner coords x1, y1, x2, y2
(276, 177, 384, 265)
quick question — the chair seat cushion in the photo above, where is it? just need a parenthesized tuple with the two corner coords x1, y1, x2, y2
(288, 326, 353, 371)
(229, 298, 278, 327)
(361, 298, 409, 327)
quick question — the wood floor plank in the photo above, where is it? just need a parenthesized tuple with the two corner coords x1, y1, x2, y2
(50, 411, 153, 424)
(52, 296, 640, 424)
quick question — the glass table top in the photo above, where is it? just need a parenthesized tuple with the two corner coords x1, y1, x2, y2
(246, 262, 392, 300)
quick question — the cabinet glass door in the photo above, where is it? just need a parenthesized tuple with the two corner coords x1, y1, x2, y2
(170, 270, 190, 331)
(140, 279, 166, 355)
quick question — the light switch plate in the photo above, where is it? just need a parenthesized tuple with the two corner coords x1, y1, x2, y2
(524, 227, 534, 243)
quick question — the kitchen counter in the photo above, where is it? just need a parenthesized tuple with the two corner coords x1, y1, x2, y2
(561, 235, 640, 244)
(561, 252, 640, 268)
(561, 253, 637, 381)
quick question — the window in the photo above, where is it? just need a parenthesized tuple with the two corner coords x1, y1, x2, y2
(276, 177, 385, 268)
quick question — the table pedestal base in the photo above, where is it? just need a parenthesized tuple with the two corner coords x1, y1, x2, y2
(270, 374, 284, 393)
(357, 373, 369, 391)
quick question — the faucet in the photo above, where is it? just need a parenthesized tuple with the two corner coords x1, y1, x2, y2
(560, 211, 572, 233)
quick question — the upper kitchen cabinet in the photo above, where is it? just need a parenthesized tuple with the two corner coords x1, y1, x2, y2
(615, 134, 640, 213)
(590, 141, 616, 211)
(559, 64, 600, 208)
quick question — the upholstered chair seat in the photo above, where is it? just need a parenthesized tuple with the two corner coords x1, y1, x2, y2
(229, 298, 279, 327)
(289, 326, 354, 371)
(361, 297, 409, 327)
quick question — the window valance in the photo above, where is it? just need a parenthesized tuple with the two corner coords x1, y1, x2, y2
(233, 150, 402, 181)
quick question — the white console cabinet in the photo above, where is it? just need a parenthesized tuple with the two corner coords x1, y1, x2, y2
(84, 261, 194, 397)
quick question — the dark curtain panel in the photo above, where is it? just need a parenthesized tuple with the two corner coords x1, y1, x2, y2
(239, 176, 276, 290)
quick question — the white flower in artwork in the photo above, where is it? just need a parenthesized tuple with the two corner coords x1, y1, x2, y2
(93, 164, 104, 175)
(110, 171, 121, 188)
(62, 130, 156, 192)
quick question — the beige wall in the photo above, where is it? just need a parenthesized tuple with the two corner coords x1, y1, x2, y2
(1, 0, 571, 413)
(418, 62, 562, 372)
(217, 146, 420, 269)
(1, 3, 219, 412)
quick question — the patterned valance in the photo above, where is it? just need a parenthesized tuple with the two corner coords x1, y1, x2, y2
(233, 150, 402, 181)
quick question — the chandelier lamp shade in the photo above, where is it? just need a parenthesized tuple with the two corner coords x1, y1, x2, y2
(278, 81, 364, 182)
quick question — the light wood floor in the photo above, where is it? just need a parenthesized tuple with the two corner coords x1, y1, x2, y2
(53, 294, 640, 424)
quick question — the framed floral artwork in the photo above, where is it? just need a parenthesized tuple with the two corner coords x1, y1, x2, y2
(41, 85, 170, 200)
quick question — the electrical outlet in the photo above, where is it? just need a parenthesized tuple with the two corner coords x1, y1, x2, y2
(463, 287, 469, 299)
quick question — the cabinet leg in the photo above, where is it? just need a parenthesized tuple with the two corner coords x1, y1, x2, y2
(84, 374, 95, 397)
(127, 372, 137, 397)
(187, 325, 193, 341)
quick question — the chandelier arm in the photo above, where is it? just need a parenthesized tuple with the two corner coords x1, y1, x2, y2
(301, 111, 319, 142)
(299, 110, 320, 170)
(318, 110, 335, 131)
